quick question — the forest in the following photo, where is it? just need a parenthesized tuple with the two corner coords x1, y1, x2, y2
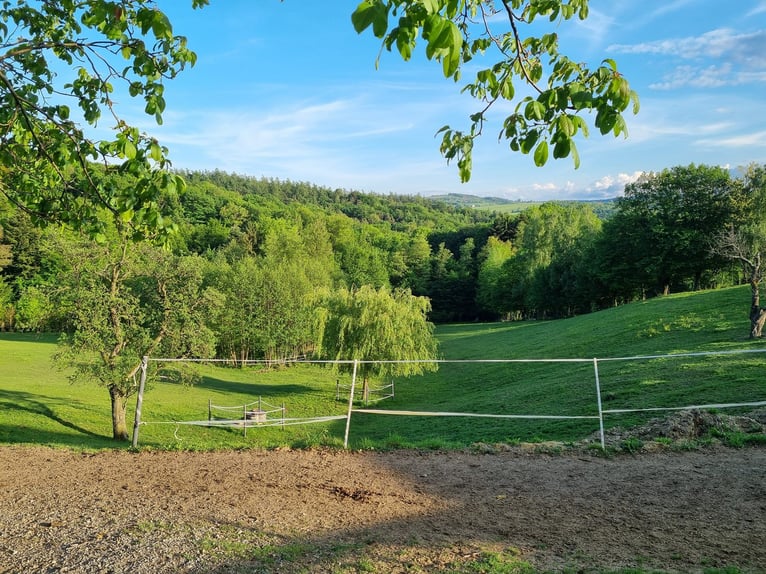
(2, 162, 765, 338)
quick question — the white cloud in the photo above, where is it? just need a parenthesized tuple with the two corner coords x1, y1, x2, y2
(146, 88, 476, 194)
(493, 172, 644, 201)
(609, 28, 766, 61)
(585, 171, 645, 197)
(651, 64, 766, 89)
(590, 0, 695, 36)
(609, 28, 766, 89)
(531, 182, 564, 192)
(570, 8, 615, 51)
(645, 0, 696, 20)
(698, 130, 766, 148)
(157, 96, 414, 165)
(650, 64, 734, 89)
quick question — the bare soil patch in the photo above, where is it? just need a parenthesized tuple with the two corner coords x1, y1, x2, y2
(1, 443, 765, 573)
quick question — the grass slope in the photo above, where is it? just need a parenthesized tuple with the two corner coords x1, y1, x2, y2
(1, 286, 764, 451)
(356, 286, 765, 447)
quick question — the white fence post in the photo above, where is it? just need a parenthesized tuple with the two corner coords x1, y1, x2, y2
(343, 360, 358, 449)
(593, 357, 606, 450)
(131, 356, 149, 448)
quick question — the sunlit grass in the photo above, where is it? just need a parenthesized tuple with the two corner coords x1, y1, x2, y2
(1, 285, 765, 451)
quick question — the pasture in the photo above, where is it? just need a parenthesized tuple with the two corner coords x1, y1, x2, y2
(1, 285, 764, 451)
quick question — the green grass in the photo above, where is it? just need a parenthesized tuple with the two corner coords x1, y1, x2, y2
(1, 285, 765, 451)
(352, 285, 766, 448)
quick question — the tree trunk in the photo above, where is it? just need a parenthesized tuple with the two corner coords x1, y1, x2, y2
(362, 377, 370, 405)
(749, 262, 764, 338)
(750, 282, 766, 338)
(750, 305, 766, 338)
(109, 385, 130, 441)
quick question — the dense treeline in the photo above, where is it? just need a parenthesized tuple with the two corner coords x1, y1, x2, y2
(474, 164, 755, 319)
(1, 163, 764, 341)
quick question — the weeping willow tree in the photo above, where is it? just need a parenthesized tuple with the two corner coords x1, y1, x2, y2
(315, 285, 439, 397)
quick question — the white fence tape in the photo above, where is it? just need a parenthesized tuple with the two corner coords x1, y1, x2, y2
(132, 349, 766, 449)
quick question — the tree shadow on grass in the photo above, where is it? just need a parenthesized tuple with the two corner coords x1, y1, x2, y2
(199, 376, 316, 399)
(0, 388, 110, 444)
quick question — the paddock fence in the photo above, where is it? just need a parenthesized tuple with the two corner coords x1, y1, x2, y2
(131, 349, 766, 449)
(336, 378, 394, 405)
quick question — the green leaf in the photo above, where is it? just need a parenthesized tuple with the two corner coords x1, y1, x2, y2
(558, 114, 575, 137)
(499, 75, 514, 100)
(533, 140, 549, 166)
(151, 11, 173, 39)
(553, 136, 570, 159)
(520, 130, 539, 154)
(423, 14, 448, 59)
(445, 0, 460, 18)
(150, 142, 163, 162)
(351, 1, 375, 32)
(596, 108, 617, 135)
(443, 21, 462, 77)
(570, 140, 581, 169)
(351, 0, 388, 38)
(524, 100, 545, 121)
(395, 24, 417, 61)
(422, 16, 462, 77)
(122, 139, 137, 160)
(613, 114, 628, 137)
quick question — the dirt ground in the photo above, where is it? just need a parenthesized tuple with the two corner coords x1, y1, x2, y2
(0, 444, 764, 573)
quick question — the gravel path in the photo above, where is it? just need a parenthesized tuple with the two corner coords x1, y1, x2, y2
(1, 445, 764, 573)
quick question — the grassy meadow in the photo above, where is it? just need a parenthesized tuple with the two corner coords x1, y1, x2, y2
(1, 285, 765, 451)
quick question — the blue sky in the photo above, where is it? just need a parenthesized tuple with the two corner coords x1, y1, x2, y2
(140, 1, 766, 200)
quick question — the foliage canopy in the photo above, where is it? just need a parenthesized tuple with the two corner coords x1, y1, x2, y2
(315, 285, 439, 383)
(0, 0, 208, 238)
(352, 0, 640, 181)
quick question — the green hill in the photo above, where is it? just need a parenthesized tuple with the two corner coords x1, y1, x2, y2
(1, 285, 764, 451)
(428, 192, 537, 212)
(429, 192, 618, 219)
(354, 285, 765, 447)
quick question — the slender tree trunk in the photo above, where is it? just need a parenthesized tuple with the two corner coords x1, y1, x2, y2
(109, 384, 129, 441)
(748, 252, 764, 338)
(362, 377, 370, 405)
(749, 306, 766, 338)
(750, 279, 766, 338)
